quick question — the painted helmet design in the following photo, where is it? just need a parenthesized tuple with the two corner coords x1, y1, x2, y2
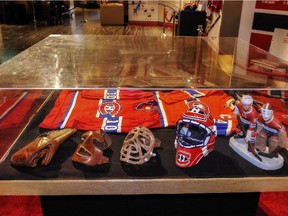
(261, 103, 273, 122)
(175, 101, 216, 168)
(120, 126, 161, 165)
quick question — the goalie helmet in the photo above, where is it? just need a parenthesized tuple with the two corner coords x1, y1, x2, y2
(120, 126, 161, 165)
(261, 103, 273, 122)
(175, 101, 216, 168)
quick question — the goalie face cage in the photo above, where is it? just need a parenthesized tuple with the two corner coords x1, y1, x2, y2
(120, 126, 159, 165)
(261, 103, 273, 122)
(176, 119, 214, 148)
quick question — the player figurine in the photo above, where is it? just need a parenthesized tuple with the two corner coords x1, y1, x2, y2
(233, 95, 261, 161)
(229, 96, 285, 170)
(234, 95, 258, 146)
(256, 103, 288, 158)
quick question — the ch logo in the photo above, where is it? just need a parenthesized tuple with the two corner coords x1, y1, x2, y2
(99, 101, 121, 117)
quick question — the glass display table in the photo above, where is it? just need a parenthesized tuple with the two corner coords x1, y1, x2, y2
(0, 35, 287, 215)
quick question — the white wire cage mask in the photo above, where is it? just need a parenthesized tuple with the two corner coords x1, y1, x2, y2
(120, 126, 161, 165)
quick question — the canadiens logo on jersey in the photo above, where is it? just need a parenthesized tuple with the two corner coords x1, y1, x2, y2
(98, 100, 121, 117)
(97, 100, 122, 133)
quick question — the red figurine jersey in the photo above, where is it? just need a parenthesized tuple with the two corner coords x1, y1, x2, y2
(257, 114, 286, 135)
(249, 92, 288, 131)
(234, 100, 258, 131)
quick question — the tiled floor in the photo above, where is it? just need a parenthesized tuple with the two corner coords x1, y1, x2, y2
(0, 7, 170, 64)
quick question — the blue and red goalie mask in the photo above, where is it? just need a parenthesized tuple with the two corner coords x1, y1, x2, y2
(175, 101, 217, 168)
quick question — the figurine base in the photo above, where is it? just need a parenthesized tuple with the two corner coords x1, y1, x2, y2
(229, 137, 284, 170)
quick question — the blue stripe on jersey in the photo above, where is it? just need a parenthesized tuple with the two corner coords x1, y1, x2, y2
(98, 90, 121, 131)
(154, 92, 167, 127)
(184, 89, 205, 98)
(104, 89, 119, 100)
(261, 124, 279, 135)
(239, 116, 254, 127)
(58, 91, 78, 129)
(214, 118, 229, 136)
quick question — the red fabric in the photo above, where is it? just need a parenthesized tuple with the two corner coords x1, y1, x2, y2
(0, 90, 43, 162)
(0, 90, 42, 129)
(0, 196, 43, 216)
(259, 192, 288, 216)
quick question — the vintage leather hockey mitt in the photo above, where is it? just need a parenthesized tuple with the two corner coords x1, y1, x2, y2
(72, 130, 112, 166)
(10, 128, 77, 167)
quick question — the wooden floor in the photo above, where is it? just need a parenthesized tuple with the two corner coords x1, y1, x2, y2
(0, 7, 171, 64)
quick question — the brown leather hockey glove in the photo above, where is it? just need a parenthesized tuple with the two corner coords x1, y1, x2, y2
(11, 128, 77, 167)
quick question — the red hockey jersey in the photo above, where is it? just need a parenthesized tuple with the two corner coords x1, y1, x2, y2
(234, 100, 258, 131)
(39, 89, 237, 135)
(39, 89, 161, 133)
(156, 89, 237, 136)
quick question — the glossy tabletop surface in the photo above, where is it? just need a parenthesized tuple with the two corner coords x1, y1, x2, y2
(0, 34, 287, 90)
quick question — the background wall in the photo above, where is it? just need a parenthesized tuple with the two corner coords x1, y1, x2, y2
(219, 0, 242, 37)
(248, 0, 288, 52)
(238, 0, 256, 43)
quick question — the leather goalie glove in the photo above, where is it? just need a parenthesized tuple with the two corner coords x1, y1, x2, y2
(11, 128, 77, 167)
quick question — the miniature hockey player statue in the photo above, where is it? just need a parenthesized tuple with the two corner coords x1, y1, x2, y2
(234, 95, 258, 152)
(229, 101, 285, 170)
(256, 103, 288, 158)
(234, 95, 258, 141)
